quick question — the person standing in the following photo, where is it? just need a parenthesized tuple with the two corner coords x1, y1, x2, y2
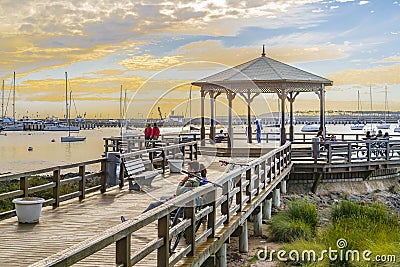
(255, 119, 262, 143)
(152, 123, 160, 140)
(144, 123, 153, 147)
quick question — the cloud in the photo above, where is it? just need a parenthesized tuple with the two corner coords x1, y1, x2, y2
(120, 54, 183, 71)
(359, 1, 369, 5)
(329, 63, 400, 86)
(176, 40, 351, 66)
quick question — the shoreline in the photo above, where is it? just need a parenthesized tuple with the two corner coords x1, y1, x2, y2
(226, 177, 400, 266)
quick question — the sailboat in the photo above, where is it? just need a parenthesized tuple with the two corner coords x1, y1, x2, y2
(2, 72, 24, 131)
(365, 85, 377, 135)
(350, 90, 364, 130)
(394, 120, 400, 132)
(45, 73, 80, 131)
(61, 72, 86, 142)
(376, 85, 390, 129)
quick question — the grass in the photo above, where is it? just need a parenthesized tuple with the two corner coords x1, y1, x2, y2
(269, 198, 318, 242)
(280, 200, 400, 267)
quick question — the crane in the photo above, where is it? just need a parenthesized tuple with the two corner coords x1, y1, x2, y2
(157, 107, 163, 121)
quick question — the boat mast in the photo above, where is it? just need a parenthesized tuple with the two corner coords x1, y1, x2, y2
(189, 85, 192, 132)
(369, 85, 373, 127)
(13, 72, 15, 125)
(69, 91, 72, 137)
(124, 89, 127, 130)
(65, 72, 69, 127)
(384, 85, 387, 123)
(1, 80, 4, 120)
(120, 84, 123, 137)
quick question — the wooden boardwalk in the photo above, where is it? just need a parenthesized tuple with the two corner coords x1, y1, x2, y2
(0, 162, 228, 266)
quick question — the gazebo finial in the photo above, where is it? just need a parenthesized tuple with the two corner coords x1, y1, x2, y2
(261, 44, 266, 57)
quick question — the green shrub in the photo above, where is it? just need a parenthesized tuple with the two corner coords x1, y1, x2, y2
(269, 198, 318, 242)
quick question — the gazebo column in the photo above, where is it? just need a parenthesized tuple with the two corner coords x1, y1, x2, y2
(209, 91, 215, 139)
(239, 92, 259, 144)
(247, 95, 252, 143)
(209, 91, 221, 140)
(287, 92, 299, 142)
(200, 89, 206, 146)
(280, 88, 286, 145)
(319, 85, 326, 138)
(227, 91, 235, 149)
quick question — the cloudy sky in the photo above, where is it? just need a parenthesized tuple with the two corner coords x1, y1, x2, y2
(1, 0, 399, 119)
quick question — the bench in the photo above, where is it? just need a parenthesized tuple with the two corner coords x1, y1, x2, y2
(214, 135, 229, 143)
(122, 157, 162, 191)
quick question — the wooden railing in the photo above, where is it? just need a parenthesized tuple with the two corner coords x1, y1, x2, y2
(30, 142, 292, 267)
(0, 141, 198, 220)
(292, 132, 400, 143)
(0, 159, 106, 220)
(293, 139, 400, 164)
(104, 133, 199, 154)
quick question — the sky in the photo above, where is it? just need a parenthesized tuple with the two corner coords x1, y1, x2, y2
(0, 0, 399, 119)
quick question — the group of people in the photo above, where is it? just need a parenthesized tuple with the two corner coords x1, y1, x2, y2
(364, 130, 390, 140)
(315, 129, 337, 142)
(144, 123, 160, 140)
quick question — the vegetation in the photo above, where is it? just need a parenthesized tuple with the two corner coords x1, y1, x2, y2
(0, 174, 100, 214)
(269, 198, 318, 242)
(278, 200, 400, 267)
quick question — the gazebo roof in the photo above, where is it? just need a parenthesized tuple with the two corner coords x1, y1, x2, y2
(192, 53, 333, 93)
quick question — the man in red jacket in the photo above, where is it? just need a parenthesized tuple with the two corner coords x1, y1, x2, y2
(144, 124, 152, 146)
(152, 123, 160, 140)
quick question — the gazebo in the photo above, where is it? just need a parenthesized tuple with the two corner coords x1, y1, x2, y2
(191, 46, 333, 147)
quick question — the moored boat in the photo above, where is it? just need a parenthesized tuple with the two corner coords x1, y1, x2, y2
(301, 124, 320, 132)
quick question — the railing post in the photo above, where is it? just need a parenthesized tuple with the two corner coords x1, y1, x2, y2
(53, 169, 60, 208)
(20, 176, 28, 197)
(267, 157, 272, 183)
(189, 144, 193, 161)
(235, 174, 243, 212)
(157, 214, 170, 267)
(221, 180, 230, 224)
(184, 201, 196, 256)
(207, 189, 217, 238)
(254, 164, 260, 195)
(119, 160, 125, 188)
(79, 165, 86, 201)
(348, 143, 352, 163)
(367, 142, 371, 161)
(327, 143, 332, 164)
(116, 235, 131, 267)
(194, 142, 198, 160)
(260, 160, 266, 189)
(101, 159, 107, 193)
(161, 149, 166, 174)
(386, 141, 390, 160)
(245, 168, 252, 203)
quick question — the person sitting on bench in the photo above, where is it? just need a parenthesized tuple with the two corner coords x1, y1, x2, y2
(215, 129, 226, 143)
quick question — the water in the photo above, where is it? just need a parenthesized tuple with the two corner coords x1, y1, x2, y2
(1, 124, 399, 174)
(0, 128, 123, 174)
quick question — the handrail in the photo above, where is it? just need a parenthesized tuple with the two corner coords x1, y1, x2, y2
(0, 158, 106, 220)
(293, 139, 400, 164)
(29, 142, 292, 267)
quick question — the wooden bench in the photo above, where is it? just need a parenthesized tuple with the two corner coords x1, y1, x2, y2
(214, 135, 229, 143)
(122, 157, 162, 191)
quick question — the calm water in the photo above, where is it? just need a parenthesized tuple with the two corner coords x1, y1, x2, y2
(0, 128, 124, 174)
(1, 124, 399, 174)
